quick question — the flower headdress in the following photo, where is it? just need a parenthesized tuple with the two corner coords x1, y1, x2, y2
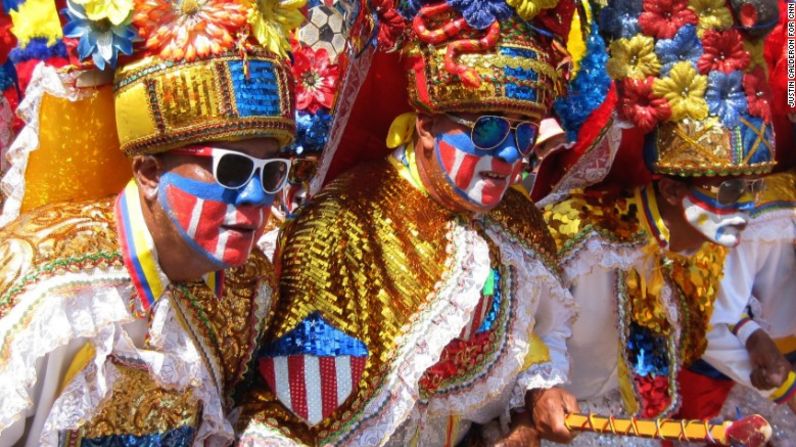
(600, 0, 778, 177)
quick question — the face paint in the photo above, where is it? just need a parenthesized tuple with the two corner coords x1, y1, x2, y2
(279, 182, 309, 219)
(682, 188, 753, 248)
(433, 128, 523, 210)
(158, 172, 274, 267)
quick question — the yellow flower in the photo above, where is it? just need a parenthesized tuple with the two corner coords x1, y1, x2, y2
(506, 0, 559, 20)
(73, 0, 134, 25)
(248, 0, 306, 57)
(652, 61, 708, 121)
(688, 0, 732, 35)
(606, 35, 660, 80)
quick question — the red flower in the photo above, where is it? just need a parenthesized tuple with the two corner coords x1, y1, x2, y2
(292, 44, 340, 113)
(620, 77, 672, 132)
(635, 375, 671, 418)
(743, 66, 772, 122)
(697, 29, 751, 74)
(638, 0, 697, 39)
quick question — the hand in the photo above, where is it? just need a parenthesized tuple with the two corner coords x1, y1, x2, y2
(494, 411, 539, 447)
(525, 387, 579, 443)
(746, 329, 791, 390)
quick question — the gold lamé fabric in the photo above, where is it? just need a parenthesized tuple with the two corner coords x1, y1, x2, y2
(0, 196, 274, 440)
(486, 187, 560, 272)
(0, 197, 122, 320)
(171, 249, 275, 402)
(237, 159, 559, 443)
(543, 188, 647, 256)
(667, 243, 727, 366)
(237, 160, 454, 444)
(63, 362, 202, 443)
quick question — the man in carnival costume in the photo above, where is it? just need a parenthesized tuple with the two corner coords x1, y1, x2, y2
(542, 0, 779, 444)
(0, 0, 302, 444)
(237, 1, 580, 445)
(674, 3, 796, 441)
(683, 168, 796, 445)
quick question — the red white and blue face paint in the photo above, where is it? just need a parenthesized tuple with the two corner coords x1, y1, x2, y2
(434, 128, 523, 210)
(682, 187, 754, 248)
(158, 172, 273, 268)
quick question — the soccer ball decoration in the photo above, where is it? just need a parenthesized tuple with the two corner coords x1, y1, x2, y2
(298, 5, 348, 63)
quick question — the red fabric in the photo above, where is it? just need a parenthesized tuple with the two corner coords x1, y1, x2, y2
(661, 369, 735, 447)
(325, 51, 411, 186)
(531, 84, 619, 201)
(0, 13, 15, 64)
(666, 368, 735, 447)
(676, 367, 734, 419)
(765, 1, 796, 171)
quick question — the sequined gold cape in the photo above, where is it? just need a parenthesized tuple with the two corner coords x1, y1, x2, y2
(0, 197, 274, 445)
(544, 188, 727, 417)
(237, 160, 573, 446)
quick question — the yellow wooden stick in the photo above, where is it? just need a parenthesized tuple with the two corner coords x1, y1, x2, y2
(564, 413, 772, 446)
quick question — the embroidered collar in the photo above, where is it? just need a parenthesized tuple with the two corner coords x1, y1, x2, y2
(115, 180, 224, 314)
(635, 185, 671, 249)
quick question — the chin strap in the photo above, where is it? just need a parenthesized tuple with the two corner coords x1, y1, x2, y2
(564, 413, 771, 446)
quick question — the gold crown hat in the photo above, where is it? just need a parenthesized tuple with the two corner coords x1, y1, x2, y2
(396, 0, 567, 122)
(109, 0, 304, 155)
(598, 0, 777, 177)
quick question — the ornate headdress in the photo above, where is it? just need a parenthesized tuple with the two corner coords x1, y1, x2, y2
(0, 0, 303, 225)
(308, 0, 581, 192)
(110, 0, 301, 155)
(397, 1, 565, 120)
(600, 0, 778, 177)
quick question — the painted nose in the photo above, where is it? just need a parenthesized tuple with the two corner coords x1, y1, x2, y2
(234, 171, 273, 207)
(493, 131, 523, 164)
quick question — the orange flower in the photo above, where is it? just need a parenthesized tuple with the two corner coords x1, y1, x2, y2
(133, 0, 249, 61)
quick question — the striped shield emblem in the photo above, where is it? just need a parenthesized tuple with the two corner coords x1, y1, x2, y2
(258, 312, 369, 426)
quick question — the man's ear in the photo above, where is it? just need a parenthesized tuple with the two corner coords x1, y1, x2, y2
(415, 113, 436, 156)
(132, 155, 162, 201)
(657, 176, 689, 206)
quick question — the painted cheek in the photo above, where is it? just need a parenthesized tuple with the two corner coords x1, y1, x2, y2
(162, 178, 268, 267)
(437, 139, 482, 190)
(165, 185, 228, 257)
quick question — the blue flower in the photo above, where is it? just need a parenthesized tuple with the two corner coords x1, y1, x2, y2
(627, 323, 669, 376)
(654, 25, 702, 76)
(705, 70, 748, 128)
(598, 0, 642, 39)
(289, 110, 332, 155)
(398, 0, 511, 29)
(62, 0, 136, 71)
(447, 0, 513, 30)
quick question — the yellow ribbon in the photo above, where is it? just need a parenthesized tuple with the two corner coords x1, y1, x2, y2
(386, 112, 418, 149)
